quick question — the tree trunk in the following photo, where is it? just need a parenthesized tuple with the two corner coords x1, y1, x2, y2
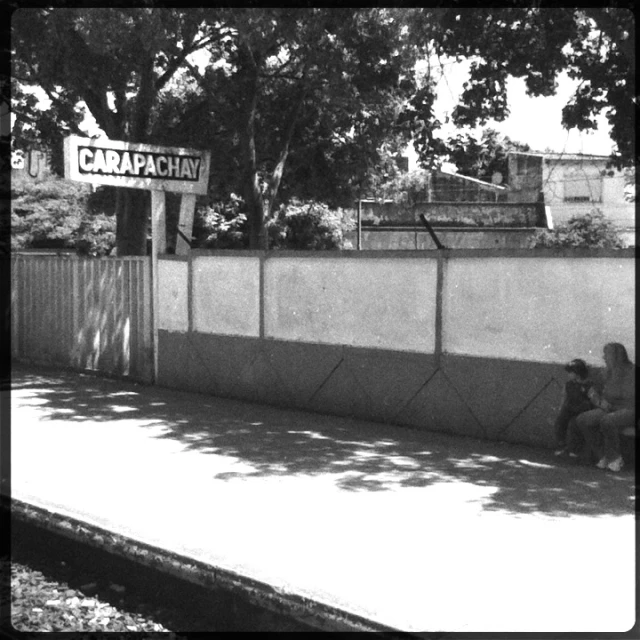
(264, 86, 305, 219)
(238, 46, 267, 250)
(114, 54, 156, 255)
(115, 189, 150, 256)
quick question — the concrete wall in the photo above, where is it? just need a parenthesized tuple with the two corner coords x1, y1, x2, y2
(158, 259, 188, 333)
(157, 249, 635, 449)
(264, 257, 436, 353)
(442, 257, 635, 364)
(192, 256, 260, 337)
(346, 228, 538, 251)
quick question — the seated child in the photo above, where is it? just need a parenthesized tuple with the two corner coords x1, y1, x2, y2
(554, 358, 595, 457)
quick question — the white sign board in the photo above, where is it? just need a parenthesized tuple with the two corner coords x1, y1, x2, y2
(64, 135, 210, 195)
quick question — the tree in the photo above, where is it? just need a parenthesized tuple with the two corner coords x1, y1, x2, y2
(405, 8, 635, 169)
(445, 128, 530, 182)
(12, 8, 417, 252)
(11, 7, 221, 255)
(12, 8, 635, 253)
(181, 8, 417, 248)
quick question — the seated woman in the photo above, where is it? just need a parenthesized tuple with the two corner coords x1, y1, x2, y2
(575, 342, 636, 472)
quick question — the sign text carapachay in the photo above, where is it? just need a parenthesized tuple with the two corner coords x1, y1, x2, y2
(64, 135, 210, 195)
(79, 146, 201, 181)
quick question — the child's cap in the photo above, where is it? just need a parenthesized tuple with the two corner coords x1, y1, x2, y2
(565, 358, 588, 378)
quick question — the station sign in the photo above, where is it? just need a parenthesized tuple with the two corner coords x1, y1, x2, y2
(64, 135, 210, 195)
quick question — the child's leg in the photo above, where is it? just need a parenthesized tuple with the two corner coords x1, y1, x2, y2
(554, 405, 572, 448)
(565, 416, 583, 455)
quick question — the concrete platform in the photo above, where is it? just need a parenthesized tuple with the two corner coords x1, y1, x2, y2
(7, 363, 637, 633)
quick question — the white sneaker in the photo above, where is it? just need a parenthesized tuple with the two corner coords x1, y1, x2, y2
(607, 457, 624, 472)
(596, 457, 608, 469)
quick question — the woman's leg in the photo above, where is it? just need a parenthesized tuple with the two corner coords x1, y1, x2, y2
(575, 409, 606, 463)
(600, 410, 636, 462)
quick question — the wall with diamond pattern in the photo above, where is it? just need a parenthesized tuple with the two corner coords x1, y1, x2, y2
(157, 249, 635, 448)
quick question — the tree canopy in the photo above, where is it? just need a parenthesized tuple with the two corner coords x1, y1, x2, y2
(406, 7, 635, 169)
(11, 7, 636, 254)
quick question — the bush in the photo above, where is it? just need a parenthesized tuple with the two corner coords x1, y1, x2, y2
(11, 174, 116, 256)
(192, 194, 249, 249)
(193, 195, 354, 250)
(528, 210, 626, 249)
(268, 199, 354, 250)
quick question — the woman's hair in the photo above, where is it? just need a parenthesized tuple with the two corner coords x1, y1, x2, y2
(604, 342, 632, 370)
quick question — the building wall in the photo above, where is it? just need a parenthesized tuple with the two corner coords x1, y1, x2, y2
(11, 149, 51, 180)
(156, 249, 635, 449)
(507, 153, 635, 233)
(541, 159, 634, 229)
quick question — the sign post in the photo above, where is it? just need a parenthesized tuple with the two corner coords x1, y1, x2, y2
(64, 135, 211, 383)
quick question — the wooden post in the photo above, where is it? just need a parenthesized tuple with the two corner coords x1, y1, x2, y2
(357, 199, 362, 250)
(150, 190, 166, 384)
(176, 194, 196, 255)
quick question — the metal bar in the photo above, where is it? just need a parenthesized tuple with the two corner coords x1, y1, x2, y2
(176, 193, 196, 255)
(418, 214, 446, 250)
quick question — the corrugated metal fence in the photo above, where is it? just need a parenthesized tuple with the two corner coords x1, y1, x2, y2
(11, 253, 153, 382)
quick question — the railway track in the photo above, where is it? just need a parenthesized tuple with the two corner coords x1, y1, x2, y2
(9, 516, 319, 633)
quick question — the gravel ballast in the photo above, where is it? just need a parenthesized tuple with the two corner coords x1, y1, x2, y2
(9, 517, 316, 633)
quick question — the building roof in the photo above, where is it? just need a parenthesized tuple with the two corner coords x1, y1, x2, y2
(507, 150, 612, 162)
(437, 169, 507, 191)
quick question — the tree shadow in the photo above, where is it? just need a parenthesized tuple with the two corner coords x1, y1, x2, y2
(12, 363, 635, 518)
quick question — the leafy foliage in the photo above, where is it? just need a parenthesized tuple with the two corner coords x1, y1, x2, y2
(528, 210, 626, 249)
(444, 129, 530, 182)
(268, 199, 355, 250)
(409, 8, 635, 169)
(192, 195, 249, 250)
(11, 8, 219, 255)
(193, 196, 353, 250)
(374, 169, 431, 206)
(11, 175, 115, 256)
(11, 9, 418, 251)
(11, 8, 635, 253)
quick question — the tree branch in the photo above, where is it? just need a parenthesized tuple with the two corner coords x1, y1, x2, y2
(155, 32, 224, 92)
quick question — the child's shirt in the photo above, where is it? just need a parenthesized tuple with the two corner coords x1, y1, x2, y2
(564, 379, 593, 414)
